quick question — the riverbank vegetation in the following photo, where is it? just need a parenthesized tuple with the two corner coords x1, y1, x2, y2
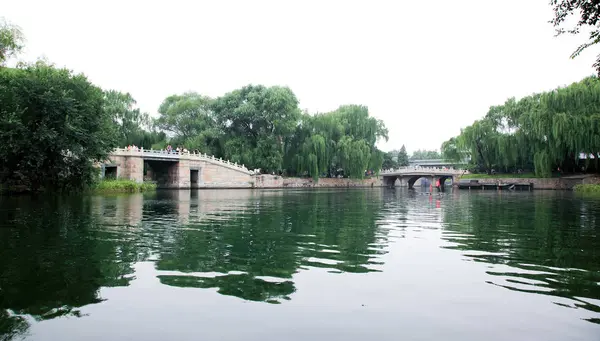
(93, 180, 156, 193)
(0, 22, 387, 193)
(573, 184, 600, 193)
(442, 76, 600, 178)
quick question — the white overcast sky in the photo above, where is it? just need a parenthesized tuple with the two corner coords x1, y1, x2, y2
(2, 0, 598, 153)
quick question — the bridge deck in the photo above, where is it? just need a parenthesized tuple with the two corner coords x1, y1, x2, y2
(381, 167, 464, 177)
(110, 148, 251, 174)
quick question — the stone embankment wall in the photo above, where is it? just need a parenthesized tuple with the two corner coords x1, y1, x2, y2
(253, 175, 382, 188)
(469, 176, 600, 190)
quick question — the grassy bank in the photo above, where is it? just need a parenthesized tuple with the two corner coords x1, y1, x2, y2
(460, 173, 539, 179)
(94, 179, 156, 193)
(573, 184, 600, 193)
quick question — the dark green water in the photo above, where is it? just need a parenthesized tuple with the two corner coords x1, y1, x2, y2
(1, 189, 599, 341)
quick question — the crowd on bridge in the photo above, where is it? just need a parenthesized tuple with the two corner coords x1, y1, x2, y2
(123, 144, 204, 155)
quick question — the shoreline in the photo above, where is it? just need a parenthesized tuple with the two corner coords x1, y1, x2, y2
(456, 175, 600, 190)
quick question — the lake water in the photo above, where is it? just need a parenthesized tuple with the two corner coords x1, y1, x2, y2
(1, 189, 599, 341)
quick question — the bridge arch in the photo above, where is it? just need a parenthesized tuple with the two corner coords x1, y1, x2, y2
(383, 176, 399, 187)
(407, 175, 432, 189)
(437, 175, 452, 188)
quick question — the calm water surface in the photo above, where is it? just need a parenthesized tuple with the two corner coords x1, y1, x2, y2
(1, 189, 599, 341)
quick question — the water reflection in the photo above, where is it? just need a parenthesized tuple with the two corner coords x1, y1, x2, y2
(0, 189, 390, 340)
(1, 189, 600, 341)
(0, 196, 133, 340)
(441, 191, 600, 324)
(153, 189, 388, 301)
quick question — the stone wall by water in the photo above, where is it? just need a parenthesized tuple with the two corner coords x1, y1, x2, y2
(471, 176, 600, 190)
(253, 175, 382, 188)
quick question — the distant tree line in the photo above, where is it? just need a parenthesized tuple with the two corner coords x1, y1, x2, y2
(441, 76, 600, 177)
(154, 88, 389, 180)
(381, 146, 442, 169)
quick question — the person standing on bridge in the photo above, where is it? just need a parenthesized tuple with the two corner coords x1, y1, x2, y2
(167, 144, 172, 154)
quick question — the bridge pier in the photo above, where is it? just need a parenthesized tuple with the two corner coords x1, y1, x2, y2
(106, 154, 144, 183)
(165, 160, 191, 188)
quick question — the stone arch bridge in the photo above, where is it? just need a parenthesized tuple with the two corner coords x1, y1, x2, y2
(380, 167, 464, 191)
(101, 148, 253, 188)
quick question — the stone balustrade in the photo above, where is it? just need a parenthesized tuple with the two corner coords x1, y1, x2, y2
(112, 148, 250, 174)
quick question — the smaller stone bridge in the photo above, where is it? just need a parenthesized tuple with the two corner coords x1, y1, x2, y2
(380, 167, 465, 191)
(101, 148, 253, 188)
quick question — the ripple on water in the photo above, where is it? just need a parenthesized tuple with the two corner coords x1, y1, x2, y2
(440, 192, 600, 325)
(1, 189, 599, 340)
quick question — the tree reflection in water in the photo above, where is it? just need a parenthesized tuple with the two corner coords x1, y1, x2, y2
(441, 192, 600, 324)
(0, 189, 389, 339)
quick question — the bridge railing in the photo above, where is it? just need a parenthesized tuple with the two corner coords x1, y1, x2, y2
(380, 166, 466, 175)
(112, 148, 251, 174)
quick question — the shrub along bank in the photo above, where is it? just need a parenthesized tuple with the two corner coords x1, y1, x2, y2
(573, 184, 600, 193)
(93, 180, 156, 193)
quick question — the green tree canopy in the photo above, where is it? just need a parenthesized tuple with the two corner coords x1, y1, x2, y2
(155, 92, 220, 154)
(397, 145, 409, 166)
(382, 151, 399, 169)
(212, 85, 301, 171)
(442, 76, 600, 177)
(103, 90, 164, 149)
(410, 149, 441, 160)
(288, 105, 388, 179)
(0, 62, 117, 191)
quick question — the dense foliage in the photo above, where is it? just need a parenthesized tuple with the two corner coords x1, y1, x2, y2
(0, 63, 117, 191)
(441, 76, 600, 177)
(104, 90, 165, 149)
(285, 105, 388, 179)
(410, 149, 441, 160)
(154, 89, 389, 179)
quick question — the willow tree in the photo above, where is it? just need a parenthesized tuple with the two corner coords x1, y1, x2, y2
(443, 76, 600, 177)
(297, 134, 328, 180)
(441, 137, 464, 163)
(520, 76, 600, 175)
(288, 105, 388, 179)
(337, 136, 371, 178)
(459, 119, 499, 174)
